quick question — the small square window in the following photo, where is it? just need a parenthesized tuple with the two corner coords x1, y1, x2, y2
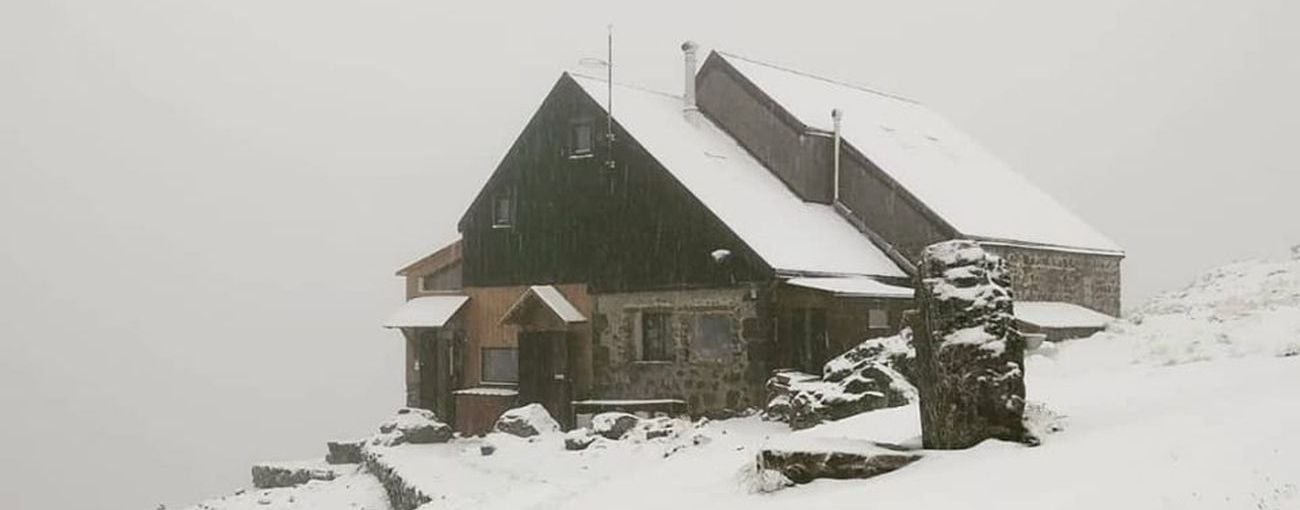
(481, 348, 518, 384)
(571, 122, 593, 155)
(693, 314, 735, 361)
(640, 312, 672, 362)
(868, 309, 889, 330)
(492, 193, 512, 227)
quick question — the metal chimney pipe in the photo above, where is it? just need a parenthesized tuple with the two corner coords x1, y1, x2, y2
(832, 108, 843, 204)
(682, 41, 699, 111)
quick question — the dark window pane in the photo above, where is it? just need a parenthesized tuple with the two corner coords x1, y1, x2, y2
(641, 312, 671, 361)
(693, 314, 734, 360)
(492, 194, 512, 226)
(481, 348, 518, 383)
(572, 122, 593, 154)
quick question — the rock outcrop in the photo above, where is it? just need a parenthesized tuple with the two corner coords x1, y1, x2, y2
(757, 438, 921, 484)
(913, 240, 1031, 449)
(764, 332, 917, 429)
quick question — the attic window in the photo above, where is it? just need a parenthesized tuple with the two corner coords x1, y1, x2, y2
(570, 121, 593, 156)
(492, 191, 513, 228)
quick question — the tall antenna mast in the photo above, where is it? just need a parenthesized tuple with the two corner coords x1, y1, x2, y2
(605, 24, 616, 171)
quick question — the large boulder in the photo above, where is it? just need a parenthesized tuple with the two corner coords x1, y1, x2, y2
(375, 408, 453, 446)
(764, 332, 917, 429)
(758, 438, 922, 485)
(590, 412, 640, 440)
(913, 240, 1032, 449)
(494, 403, 562, 438)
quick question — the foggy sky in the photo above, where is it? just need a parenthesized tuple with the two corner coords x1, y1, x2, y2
(2, 1, 1297, 508)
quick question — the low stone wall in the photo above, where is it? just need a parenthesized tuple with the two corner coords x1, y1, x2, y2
(362, 450, 432, 510)
(250, 461, 347, 489)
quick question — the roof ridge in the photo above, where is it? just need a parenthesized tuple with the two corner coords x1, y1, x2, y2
(565, 71, 681, 100)
(716, 51, 921, 105)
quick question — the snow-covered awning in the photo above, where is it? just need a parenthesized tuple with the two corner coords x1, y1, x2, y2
(785, 277, 914, 299)
(500, 285, 588, 326)
(382, 295, 469, 329)
(1016, 301, 1115, 329)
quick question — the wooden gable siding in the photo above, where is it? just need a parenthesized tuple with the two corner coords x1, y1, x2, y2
(696, 53, 957, 263)
(696, 53, 834, 204)
(459, 75, 770, 292)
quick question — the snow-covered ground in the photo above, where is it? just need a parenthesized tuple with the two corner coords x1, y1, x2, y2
(183, 469, 388, 510)
(188, 255, 1300, 510)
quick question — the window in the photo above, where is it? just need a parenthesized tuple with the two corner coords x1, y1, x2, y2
(570, 121, 593, 156)
(868, 309, 889, 330)
(481, 348, 518, 384)
(692, 314, 735, 360)
(640, 312, 672, 361)
(492, 191, 513, 227)
(418, 272, 438, 292)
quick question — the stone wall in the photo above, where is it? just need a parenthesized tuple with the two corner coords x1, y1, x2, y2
(591, 287, 766, 415)
(982, 244, 1122, 317)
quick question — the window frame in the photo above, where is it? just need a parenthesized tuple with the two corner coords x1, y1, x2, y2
(491, 189, 514, 228)
(638, 311, 673, 362)
(569, 119, 594, 157)
(480, 347, 519, 385)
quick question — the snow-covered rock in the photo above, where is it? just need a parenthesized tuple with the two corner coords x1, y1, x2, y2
(914, 240, 1029, 448)
(757, 437, 922, 484)
(564, 429, 598, 451)
(764, 332, 917, 429)
(374, 408, 452, 446)
(590, 412, 640, 440)
(494, 403, 562, 438)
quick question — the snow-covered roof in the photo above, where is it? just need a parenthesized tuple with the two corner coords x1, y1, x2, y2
(382, 295, 469, 329)
(501, 285, 588, 325)
(568, 73, 906, 278)
(785, 276, 914, 298)
(716, 52, 1123, 255)
(1016, 301, 1115, 329)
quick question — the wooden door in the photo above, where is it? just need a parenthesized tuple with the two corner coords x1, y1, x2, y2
(417, 330, 454, 421)
(517, 331, 573, 428)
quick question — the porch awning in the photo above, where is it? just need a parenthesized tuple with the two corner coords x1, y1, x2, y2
(1016, 301, 1114, 329)
(382, 295, 469, 329)
(784, 277, 914, 299)
(500, 285, 587, 325)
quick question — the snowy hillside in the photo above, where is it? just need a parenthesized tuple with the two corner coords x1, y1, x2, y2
(184, 256, 1300, 510)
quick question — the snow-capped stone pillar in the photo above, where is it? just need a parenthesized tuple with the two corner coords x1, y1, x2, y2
(913, 240, 1031, 449)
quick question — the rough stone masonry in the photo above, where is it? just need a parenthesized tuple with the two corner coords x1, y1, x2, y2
(913, 240, 1032, 449)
